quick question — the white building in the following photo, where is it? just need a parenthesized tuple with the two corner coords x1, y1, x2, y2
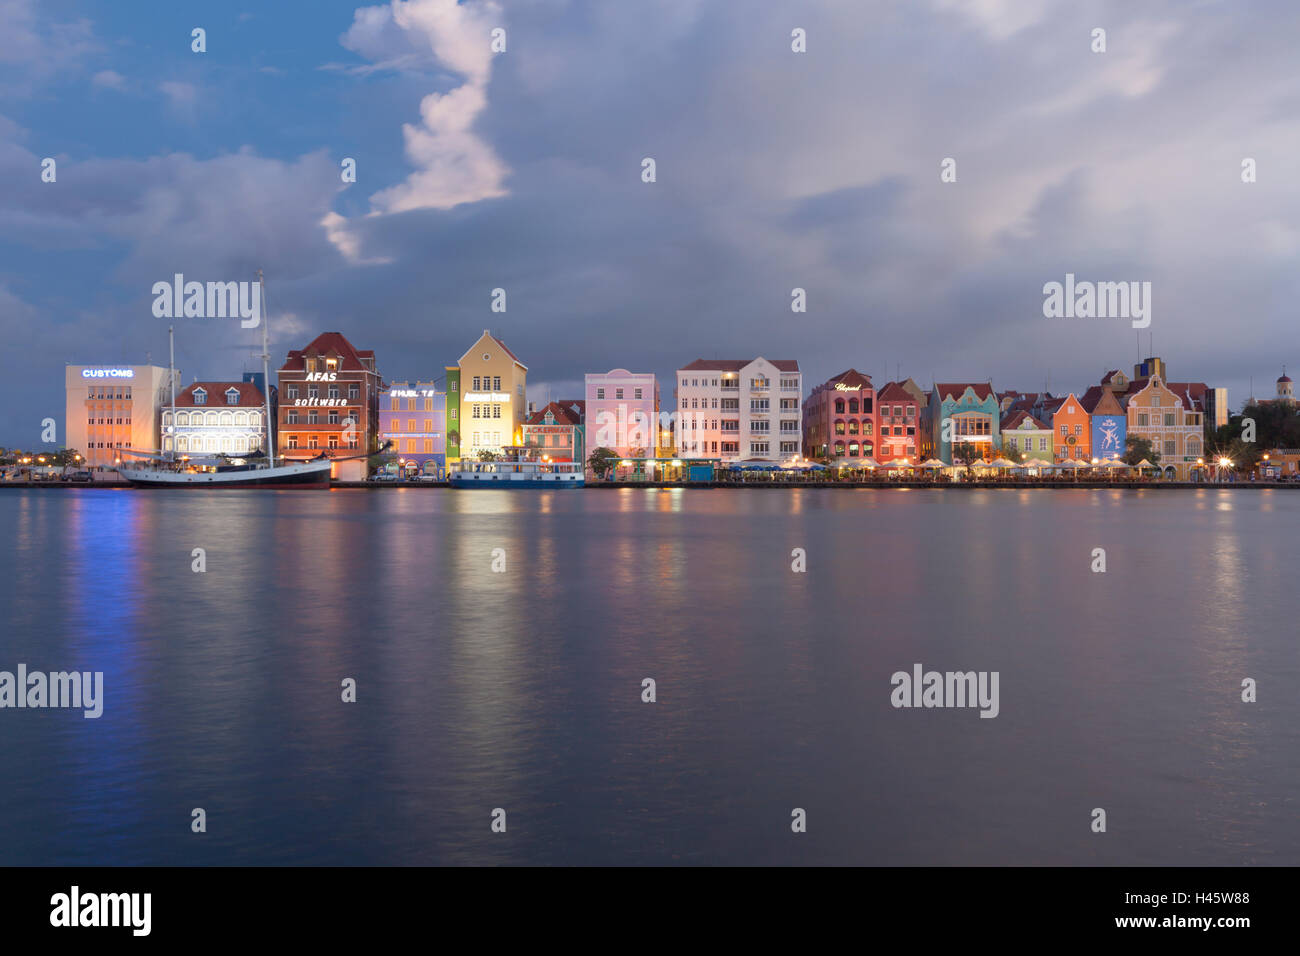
(161, 381, 269, 456)
(65, 364, 178, 469)
(675, 358, 802, 463)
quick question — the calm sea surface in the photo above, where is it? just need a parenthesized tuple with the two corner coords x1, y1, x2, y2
(0, 487, 1296, 866)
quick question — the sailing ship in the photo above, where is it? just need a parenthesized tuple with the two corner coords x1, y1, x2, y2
(118, 273, 335, 488)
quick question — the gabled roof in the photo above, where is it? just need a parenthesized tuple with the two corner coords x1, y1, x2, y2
(1078, 385, 1123, 414)
(679, 358, 800, 372)
(458, 329, 527, 370)
(1001, 409, 1049, 431)
(933, 382, 994, 403)
(876, 381, 919, 403)
(280, 332, 375, 373)
(1101, 369, 1125, 384)
(175, 381, 264, 407)
(525, 401, 582, 426)
(825, 368, 874, 390)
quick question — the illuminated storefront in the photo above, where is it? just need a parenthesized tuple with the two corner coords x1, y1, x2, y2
(379, 382, 446, 477)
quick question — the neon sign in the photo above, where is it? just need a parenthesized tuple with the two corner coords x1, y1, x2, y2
(82, 368, 135, 379)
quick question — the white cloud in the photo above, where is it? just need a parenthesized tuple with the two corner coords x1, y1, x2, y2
(92, 69, 125, 90)
(160, 80, 198, 119)
(340, 0, 509, 214)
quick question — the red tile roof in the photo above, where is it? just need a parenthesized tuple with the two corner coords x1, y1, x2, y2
(525, 401, 583, 426)
(933, 382, 994, 402)
(175, 381, 265, 407)
(679, 358, 800, 372)
(279, 332, 376, 373)
(1000, 409, 1049, 431)
(876, 381, 919, 403)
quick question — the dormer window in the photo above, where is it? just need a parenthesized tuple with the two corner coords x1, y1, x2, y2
(193, 388, 207, 405)
(325, 358, 338, 372)
(305, 358, 317, 372)
(544, 413, 555, 425)
(225, 388, 240, 405)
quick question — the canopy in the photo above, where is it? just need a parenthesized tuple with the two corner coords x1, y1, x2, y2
(989, 458, 1017, 468)
(920, 459, 947, 469)
(1135, 458, 1156, 469)
(1095, 458, 1128, 469)
(858, 457, 880, 468)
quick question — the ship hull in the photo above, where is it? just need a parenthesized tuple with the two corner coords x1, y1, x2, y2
(448, 475, 584, 488)
(118, 461, 332, 488)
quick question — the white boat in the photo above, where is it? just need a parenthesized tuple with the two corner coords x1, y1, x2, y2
(119, 273, 335, 489)
(448, 458, 584, 488)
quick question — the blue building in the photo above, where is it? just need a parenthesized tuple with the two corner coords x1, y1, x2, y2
(928, 383, 1000, 464)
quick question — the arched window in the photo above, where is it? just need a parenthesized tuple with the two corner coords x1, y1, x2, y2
(175, 412, 188, 426)
(205, 411, 218, 426)
(235, 412, 248, 426)
(219, 411, 233, 427)
(848, 399, 859, 414)
(1186, 438, 1201, 457)
(849, 442, 860, 457)
(177, 437, 188, 451)
(834, 399, 845, 414)
(833, 440, 846, 457)
(834, 420, 846, 435)
(848, 420, 859, 435)
(862, 442, 874, 457)
(249, 412, 261, 427)
(162, 436, 172, 451)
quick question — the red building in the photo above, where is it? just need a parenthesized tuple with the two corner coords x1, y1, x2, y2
(874, 381, 921, 463)
(277, 332, 382, 480)
(802, 369, 877, 462)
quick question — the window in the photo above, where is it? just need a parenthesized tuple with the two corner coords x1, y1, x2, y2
(288, 436, 298, 449)
(328, 385, 340, 399)
(835, 399, 845, 414)
(308, 386, 319, 399)
(1039, 437, 1048, 451)
(597, 388, 605, 399)
(1152, 396, 1161, 406)
(449, 409, 457, 422)
(681, 398, 688, 409)
(848, 420, 859, 435)
(407, 419, 416, 432)
(835, 421, 846, 435)
(1164, 440, 1176, 456)
(751, 421, 770, 433)
(692, 399, 699, 409)
(424, 439, 433, 453)
(193, 389, 207, 405)
(308, 436, 319, 449)
(1138, 414, 1149, 426)
(286, 385, 298, 400)
(750, 441, 769, 455)
(329, 411, 340, 425)
(848, 399, 859, 414)
(1060, 424, 1068, 436)
(308, 411, 319, 425)
(287, 411, 299, 424)
(349, 384, 359, 399)
(634, 388, 642, 399)
(493, 406, 501, 418)
(616, 388, 624, 399)
(1164, 414, 1175, 427)
(424, 419, 432, 431)
(325, 358, 338, 372)
(225, 389, 239, 405)
(751, 399, 769, 413)
(493, 377, 501, 391)
(328, 436, 339, 449)
(1074, 425, 1082, 436)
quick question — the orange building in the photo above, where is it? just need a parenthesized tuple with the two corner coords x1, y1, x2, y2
(1051, 393, 1090, 462)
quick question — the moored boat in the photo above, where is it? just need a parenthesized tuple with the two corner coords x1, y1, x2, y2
(448, 458, 584, 488)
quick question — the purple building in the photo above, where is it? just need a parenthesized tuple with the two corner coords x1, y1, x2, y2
(379, 381, 446, 477)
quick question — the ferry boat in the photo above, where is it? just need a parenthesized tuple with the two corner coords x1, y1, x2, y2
(448, 458, 584, 488)
(119, 272, 336, 489)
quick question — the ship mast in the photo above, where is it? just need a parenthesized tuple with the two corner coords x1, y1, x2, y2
(168, 324, 176, 461)
(259, 270, 275, 465)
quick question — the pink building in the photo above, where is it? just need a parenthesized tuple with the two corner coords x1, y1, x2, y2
(584, 369, 659, 458)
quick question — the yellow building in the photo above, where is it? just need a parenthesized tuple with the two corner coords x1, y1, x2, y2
(1123, 375, 1204, 480)
(452, 330, 528, 458)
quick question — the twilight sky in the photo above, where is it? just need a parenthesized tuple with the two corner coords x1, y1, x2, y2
(2, 0, 1298, 446)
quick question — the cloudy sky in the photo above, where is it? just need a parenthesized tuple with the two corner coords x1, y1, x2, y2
(2, 0, 1298, 446)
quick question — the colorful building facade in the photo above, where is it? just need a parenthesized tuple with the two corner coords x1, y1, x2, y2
(1051, 393, 1091, 462)
(524, 400, 585, 462)
(379, 381, 445, 477)
(277, 331, 382, 481)
(65, 365, 178, 469)
(928, 383, 999, 464)
(584, 369, 658, 458)
(446, 330, 527, 460)
(161, 381, 269, 457)
(675, 358, 802, 462)
(1080, 385, 1127, 461)
(803, 369, 877, 462)
(1122, 375, 1205, 479)
(999, 410, 1053, 462)
(874, 381, 921, 463)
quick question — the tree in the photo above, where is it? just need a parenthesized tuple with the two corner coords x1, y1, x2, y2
(951, 441, 979, 472)
(1123, 435, 1160, 467)
(998, 440, 1024, 464)
(588, 447, 619, 479)
(476, 449, 501, 462)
